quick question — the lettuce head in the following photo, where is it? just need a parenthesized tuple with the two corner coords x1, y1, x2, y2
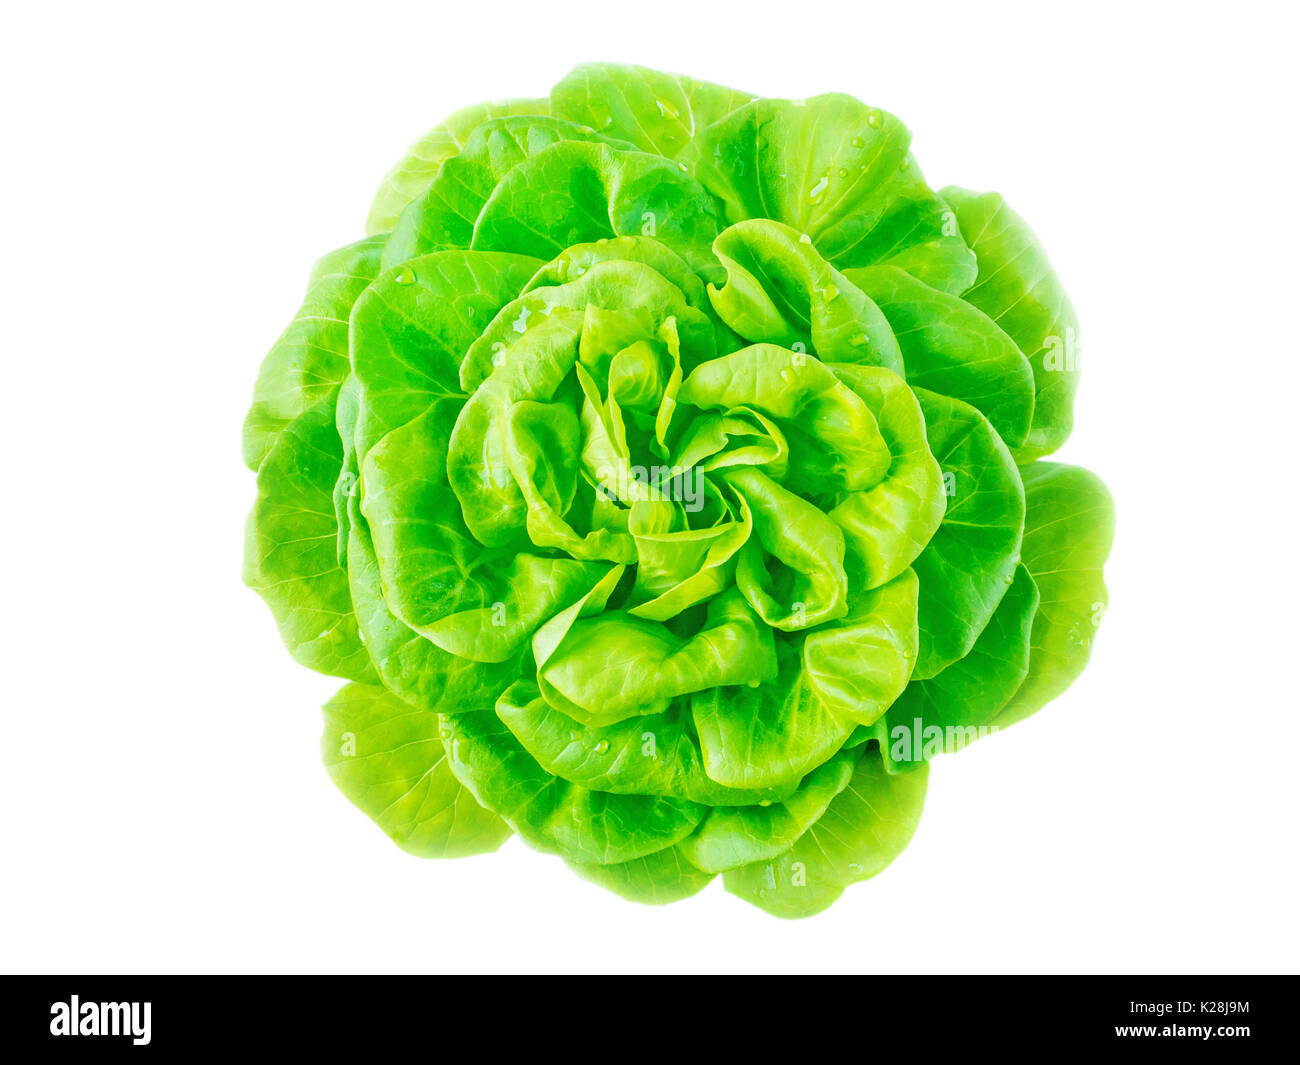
(243, 62, 1114, 917)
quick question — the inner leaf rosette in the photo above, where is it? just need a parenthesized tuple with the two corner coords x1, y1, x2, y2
(243, 63, 1114, 917)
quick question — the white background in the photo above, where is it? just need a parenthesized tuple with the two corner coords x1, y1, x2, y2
(4, 1, 1297, 974)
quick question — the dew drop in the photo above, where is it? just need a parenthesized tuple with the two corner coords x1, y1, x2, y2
(808, 174, 830, 203)
(866, 110, 883, 129)
(759, 799, 772, 807)
(393, 266, 416, 286)
(847, 862, 864, 874)
(836, 167, 848, 178)
(798, 233, 813, 245)
(594, 739, 610, 755)
(850, 136, 865, 149)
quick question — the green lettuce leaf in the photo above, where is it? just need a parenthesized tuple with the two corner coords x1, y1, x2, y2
(723, 744, 928, 918)
(322, 682, 511, 857)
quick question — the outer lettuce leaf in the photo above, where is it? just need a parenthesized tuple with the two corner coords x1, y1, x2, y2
(243, 236, 384, 470)
(846, 264, 1035, 448)
(473, 141, 722, 271)
(244, 393, 375, 683)
(943, 187, 1080, 461)
(568, 845, 715, 905)
(551, 62, 753, 158)
(876, 563, 1038, 770)
(382, 117, 629, 266)
(685, 95, 976, 290)
(322, 682, 511, 857)
(723, 744, 928, 918)
(366, 97, 550, 235)
(679, 750, 856, 873)
(996, 463, 1115, 725)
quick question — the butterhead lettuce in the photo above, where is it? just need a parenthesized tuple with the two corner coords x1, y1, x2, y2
(243, 63, 1114, 917)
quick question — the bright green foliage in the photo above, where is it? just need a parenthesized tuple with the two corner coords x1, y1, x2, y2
(244, 63, 1114, 917)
